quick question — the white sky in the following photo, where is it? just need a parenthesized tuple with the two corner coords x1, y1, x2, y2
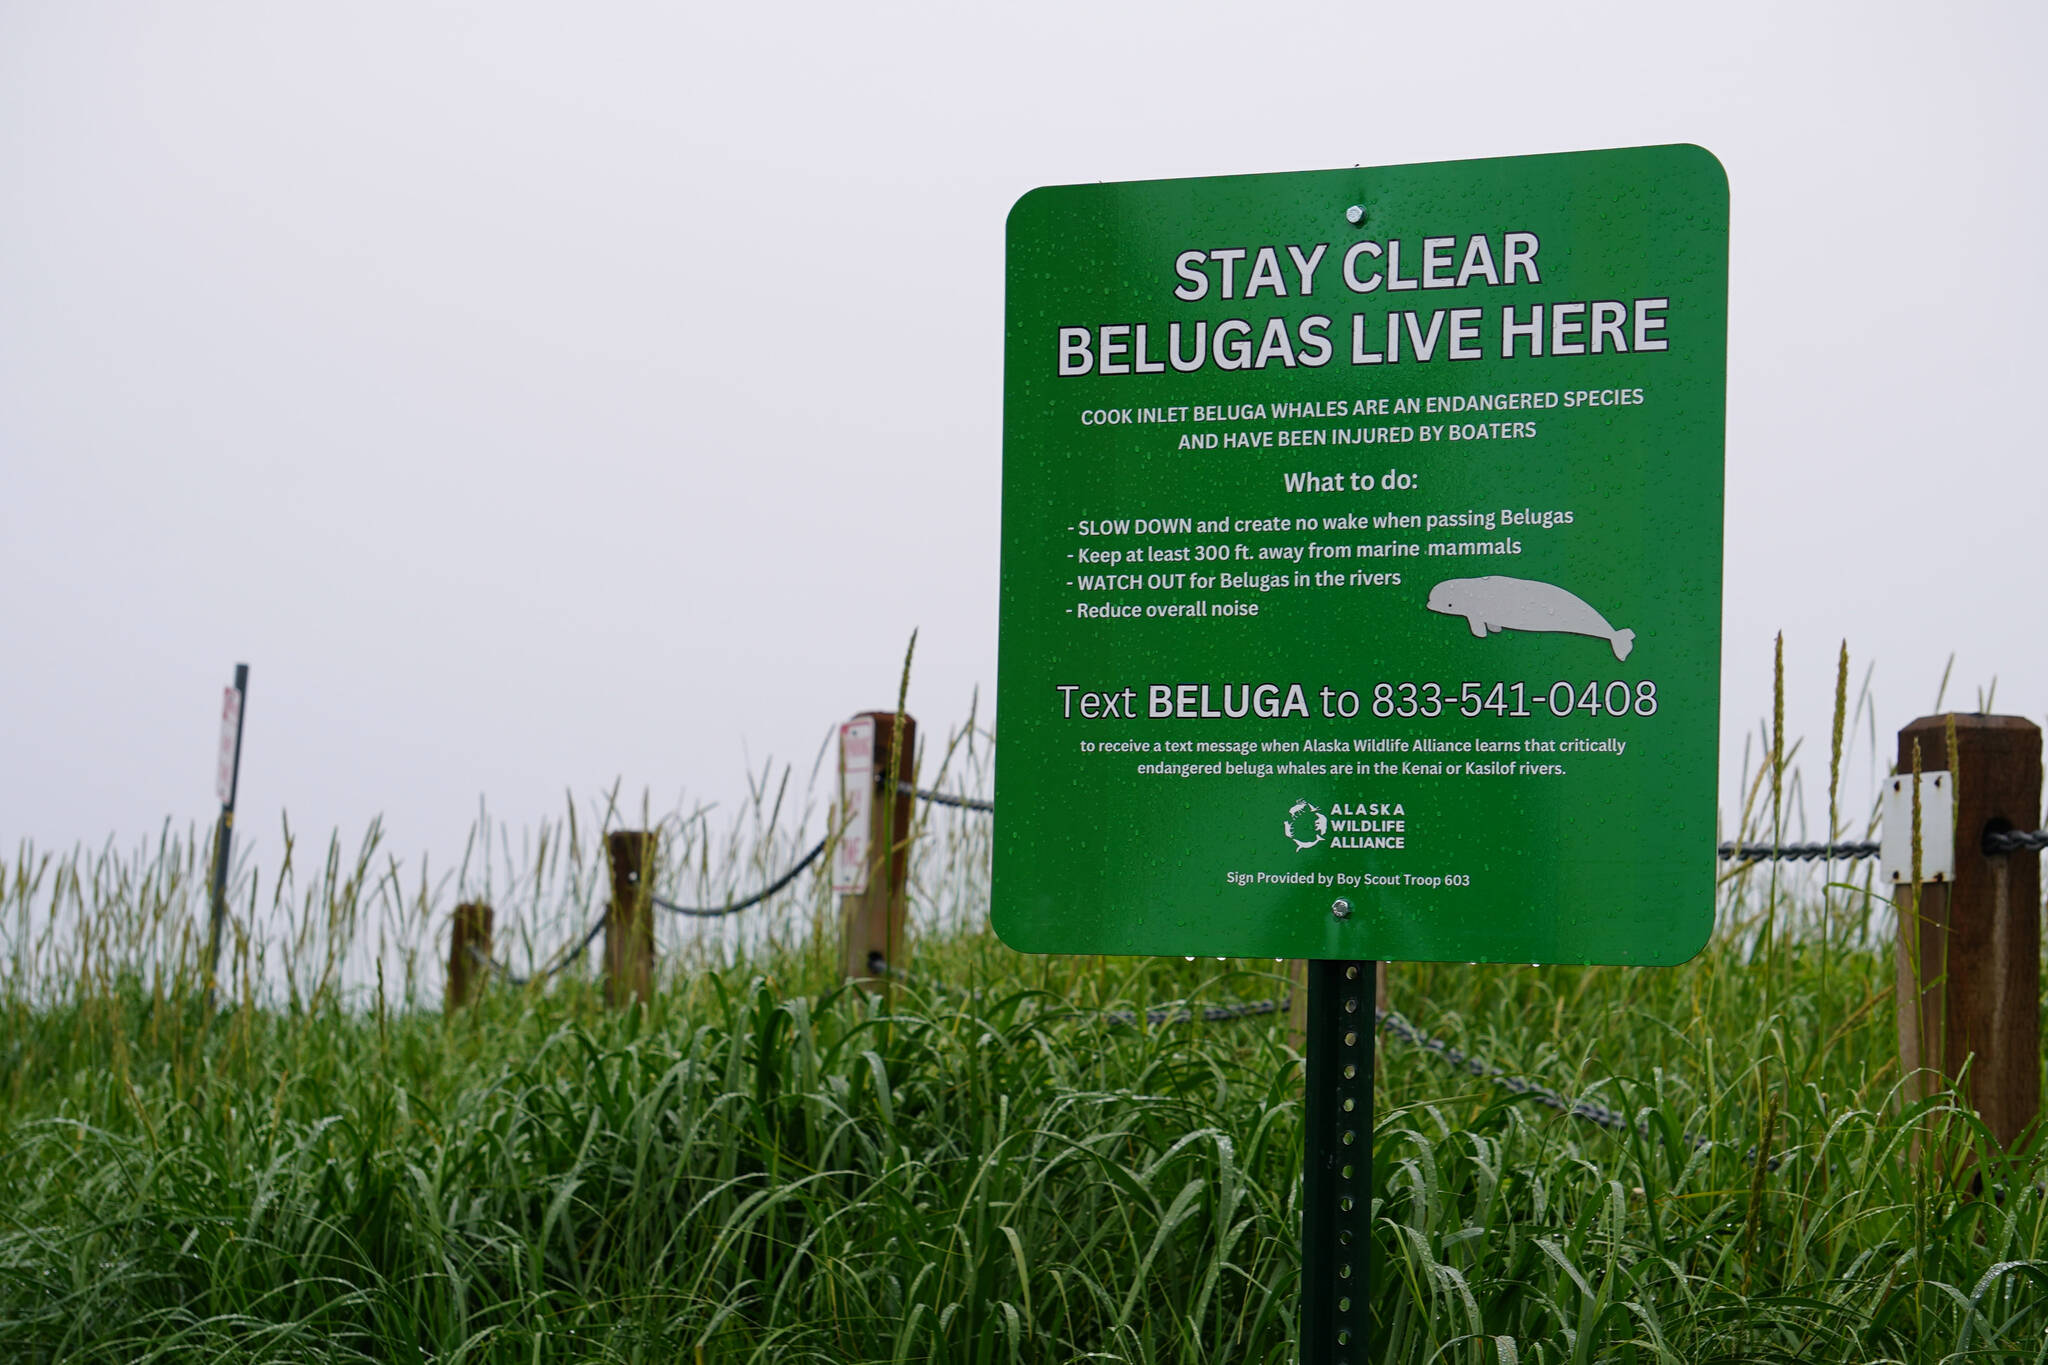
(4, 2, 2043, 882)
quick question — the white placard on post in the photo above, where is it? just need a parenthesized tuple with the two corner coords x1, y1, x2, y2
(1880, 771, 1955, 884)
(216, 685, 244, 806)
(833, 717, 875, 894)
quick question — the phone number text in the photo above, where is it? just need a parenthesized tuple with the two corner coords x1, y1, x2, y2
(1368, 680, 1658, 718)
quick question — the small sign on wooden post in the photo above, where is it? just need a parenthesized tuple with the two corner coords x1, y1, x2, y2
(1893, 713, 2042, 1148)
(834, 716, 876, 895)
(839, 711, 915, 983)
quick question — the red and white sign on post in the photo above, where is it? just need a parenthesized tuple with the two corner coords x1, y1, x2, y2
(216, 685, 245, 807)
(833, 717, 875, 894)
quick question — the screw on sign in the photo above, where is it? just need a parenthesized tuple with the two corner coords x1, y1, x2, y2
(994, 147, 1728, 1361)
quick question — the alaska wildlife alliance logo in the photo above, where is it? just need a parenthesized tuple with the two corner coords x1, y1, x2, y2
(1284, 799, 1408, 851)
(1283, 800, 1327, 850)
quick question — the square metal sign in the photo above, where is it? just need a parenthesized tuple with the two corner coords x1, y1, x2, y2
(993, 144, 1727, 965)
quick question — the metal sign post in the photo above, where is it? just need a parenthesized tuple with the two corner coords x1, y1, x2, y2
(1301, 959, 1378, 1361)
(205, 663, 248, 1004)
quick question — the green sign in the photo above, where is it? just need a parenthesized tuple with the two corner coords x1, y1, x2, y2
(993, 145, 1727, 966)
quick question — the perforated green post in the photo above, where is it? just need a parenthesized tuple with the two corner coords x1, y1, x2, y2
(1301, 960, 1377, 1362)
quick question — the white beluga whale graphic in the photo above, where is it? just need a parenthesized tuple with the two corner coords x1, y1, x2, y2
(1426, 576, 1636, 661)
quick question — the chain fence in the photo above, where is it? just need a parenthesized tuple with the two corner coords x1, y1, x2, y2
(470, 773, 2042, 980)
(472, 837, 829, 983)
(901, 783, 995, 813)
(465, 763, 2041, 1161)
(1721, 829, 2048, 860)
(910, 777, 2048, 860)
(866, 950, 1762, 1163)
(649, 837, 828, 917)
(469, 917, 606, 988)
(1715, 840, 1878, 863)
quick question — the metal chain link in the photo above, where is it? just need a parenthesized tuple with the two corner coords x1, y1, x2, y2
(871, 955, 1634, 1127)
(1717, 840, 1880, 863)
(1720, 830, 2047, 859)
(1106, 996, 1287, 1026)
(897, 781, 995, 813)
(466, 837, 828, 984)
(649, 837, 827, 917)
(468, 911, 607, 987)
(868, 951, 1771, 1162)
(1378, 1006, 1779, 1168)
(1378, 1008, 1663, 1138)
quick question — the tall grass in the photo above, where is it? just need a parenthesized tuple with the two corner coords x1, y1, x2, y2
(3, 665, 2045, 1363)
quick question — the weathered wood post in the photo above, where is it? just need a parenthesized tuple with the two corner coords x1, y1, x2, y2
(839, 711, 916, 984)
(1893, 713, 2042, 1147)
(446, 901, 493, 1012)
(605, 830, 658, 1007)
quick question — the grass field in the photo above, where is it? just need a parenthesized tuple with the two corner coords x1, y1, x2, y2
(5, 673, 2047, 1362)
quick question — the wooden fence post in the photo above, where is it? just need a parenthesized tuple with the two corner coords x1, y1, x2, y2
(1894, 713, 2042, 1148)
(842, 711, 916, 984)
(446, 901, 493, 1012)
(605, 830, 657, 1007)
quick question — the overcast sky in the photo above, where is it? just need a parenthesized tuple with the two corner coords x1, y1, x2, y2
(4, 2, 2043, 887)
